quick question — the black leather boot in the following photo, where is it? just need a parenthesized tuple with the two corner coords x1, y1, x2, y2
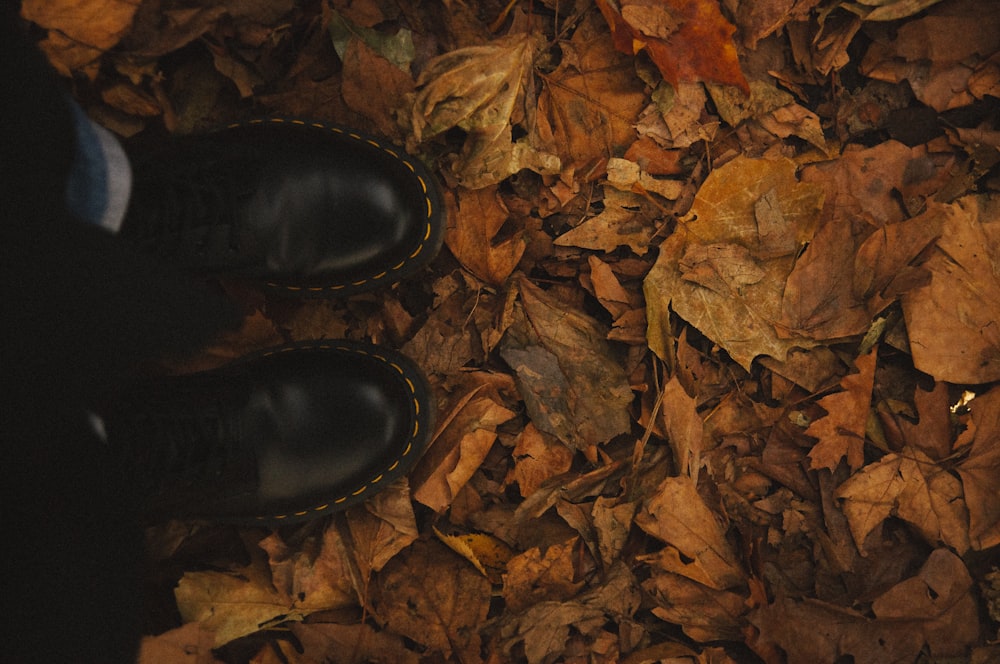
(97, 341, 433, 524)
(121, 118, 445, 297)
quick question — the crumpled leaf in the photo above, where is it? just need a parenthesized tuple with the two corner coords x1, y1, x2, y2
(504, 422, 574, 498)
(860, 0, 1000, 111)
(22, 0, 140, 77)
(500, 276, 633, 451)
(136, 622, 221, 664)
(496, 563, 640, 664)
(835, 446, 970, 555)
(345, 478, 419, 578)
(374, 540, 491, 661)
(902, 195, 1000, 384)
(636, 476, 745, 590)
(535, 12, 647, 175)
(645, 156, 825, 369)
(410, 33, 559, 188)
(445, 186, 525, 286)
(554, 188, 660, 255)
(176, 527, 355, 648)
(434, 527, 515, 584)
(595, 0, 749, 93)
(956, 385, 1000, 550)
(806, 351, 877, 472)
(749, 595, 925, 664)
(503, 537, 585, 613)
(642, 569, 747, 642)
(871, 549, 981, 656)
(409, 387, 517, 512)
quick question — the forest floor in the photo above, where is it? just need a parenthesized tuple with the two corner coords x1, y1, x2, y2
(20, 0, 1000, 662)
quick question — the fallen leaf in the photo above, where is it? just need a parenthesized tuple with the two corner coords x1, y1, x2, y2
(505, 422, 575, 498)
(554, 188, 660, 255)
(902, 195, 1000, 384)
(657, 376, 705, 479)
(595, 0, 749, 92)
(22, 0, 140, 77)
(956, 385, 1000, 550)
(503, 537, 585, 613)
(136, 622, 221, 664)
(410, 32, 559, 188)
(374, 540, 491, 662)
(835, 446, 970, 555)
(635, 476, 745, 590)
(434, 527, 516, 584)
(535, 11, 647, 175)
(806, 351, 877, 472)
(445, 186, 525, 286)
(642, 569, 747, 642)
(410, 388, 517, 512)
(645, 156, 825, 369)
(500, 276, 634, 450)
(345, 478, 419, 578)
(872, 549, 981, 656)
(749, 595, 924, 664)
(290, 622, 420, 664)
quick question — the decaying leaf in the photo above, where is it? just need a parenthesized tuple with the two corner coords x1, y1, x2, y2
(636, 476, 745, 590)
(445, 185, 525, 286)
(175, 527, 355, 648)
(500, 276, 633, 451)
(595, 0, 749, 92)
(806, 351, 877, 472)
(902, 195, 1000, 384)
(434, 527, 516, 584)
(957, 385, 1000, 550)
(410, 388, 517, 512)
(835, 446, 970, 555)
(645, 156, 825, 369)
(374, 540, 491, 662)
(22, 0, 140, 77)
(410, 33, 559, 188)
(554, 188, 660, 255)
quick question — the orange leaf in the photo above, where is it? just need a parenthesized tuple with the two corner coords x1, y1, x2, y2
(595, 0, 749, 93)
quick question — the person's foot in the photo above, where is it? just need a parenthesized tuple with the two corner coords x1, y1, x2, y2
(97, 341, 433, 524)
(121, 118, 445, 297)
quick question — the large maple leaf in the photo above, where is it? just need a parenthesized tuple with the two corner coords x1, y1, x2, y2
(595, 0, 749, 93)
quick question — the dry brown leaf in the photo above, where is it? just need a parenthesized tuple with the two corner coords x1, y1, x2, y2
(806, 351, 877, 472)
(657, 376, 705, 479)
(587, 255, 633, 319)
(22, 0, 140, 77)
(871, 549, 981, 656)
(503, 537, 585, 613)
(410, 389, 517, 512)
(410, 33, 559, 188)
(505, 422, 575, 498)
(592, 497, 638, 567)
(835, 446, 970, 555)
(554, 188, 660, 255)
(136, 622, 221, 664)
(645, 156, 825, 369)
(345, 479, 419, 578)
(445, 186, 525, 286)
(341, 38, 415, 140)
(595, 0, 749, 92)
(749, 595, 924, 664)
(535, 11, 647, 174)
(500, 276, 633, 450)
(642, 570, 747, 642)
(290, 622, 420, 664)
(374, 540, 491, 662)
(902, 195, 1000, 384)
(635, 476, 745, 590)
(956, 385, 1000, 550)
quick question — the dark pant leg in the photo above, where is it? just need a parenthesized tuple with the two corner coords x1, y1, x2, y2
(1, 7, 243, 662)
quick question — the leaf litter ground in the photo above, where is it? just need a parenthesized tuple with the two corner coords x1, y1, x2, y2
(21, 0, 1000, 661)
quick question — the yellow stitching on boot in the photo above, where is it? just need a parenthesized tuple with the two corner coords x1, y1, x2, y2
(254, 342, 422, 521)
